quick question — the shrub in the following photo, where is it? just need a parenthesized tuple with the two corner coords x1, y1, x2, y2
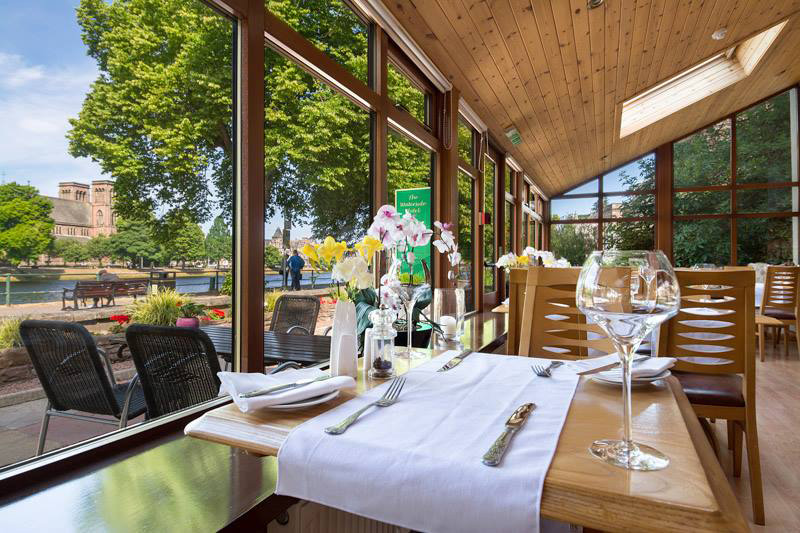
(128, 289, 191, 326)
(0, 317, 23, 349)
(220, 274, 232, 296)
(265, 290, 284, 312)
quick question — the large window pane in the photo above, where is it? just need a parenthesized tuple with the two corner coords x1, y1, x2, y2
(484, 157, 496, 292)
(603, 221, 654, 251)
(504, 201, 513, 255)
(674, 191, 731, 215)
(674, 121, 731, 188)
(603, 154, 655, 192)
(603, 195, 655, 218)
(458, 119, 474, 166)
(551, 224, 597, 266)
(550, 197, 597, 220)
(0, 0, 234, 469)
(457, 170, 474, 311)
(736, 187, 792, 213)
(264, 46, 371, 290)
(266, 0, 368, 83)
(736, 91, 792, 184)
(505, 166, 512, 194)
(388, 61, 427, 126)
(737, 217, 796, 265)
(673, 219, 730, 267)
(562, 178, 599, 195)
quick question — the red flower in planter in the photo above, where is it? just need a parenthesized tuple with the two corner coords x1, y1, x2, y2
(211, 309, 225, 318)
(110, 314, 130, 325)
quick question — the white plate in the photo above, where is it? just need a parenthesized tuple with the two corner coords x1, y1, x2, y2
(265, 390, 340, 410)
(591, 370, 671, 387)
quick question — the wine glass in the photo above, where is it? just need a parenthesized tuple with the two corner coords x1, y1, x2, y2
(576, 250, 680, 471)
(395, 282, 430, 359)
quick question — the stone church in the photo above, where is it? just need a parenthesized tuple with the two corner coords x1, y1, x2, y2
(47, 180, 117, 241)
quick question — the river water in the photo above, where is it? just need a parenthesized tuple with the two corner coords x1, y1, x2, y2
(1, 272, 333, 305)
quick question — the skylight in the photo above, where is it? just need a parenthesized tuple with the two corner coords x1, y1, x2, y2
(619, 20, 788, 138)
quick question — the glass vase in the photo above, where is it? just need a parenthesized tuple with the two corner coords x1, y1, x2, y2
(433, 287, 465, 347)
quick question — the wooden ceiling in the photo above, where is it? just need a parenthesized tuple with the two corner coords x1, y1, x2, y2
(386, 0, 800, 196)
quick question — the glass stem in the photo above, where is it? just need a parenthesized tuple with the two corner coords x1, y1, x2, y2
(618, 342, 639, 463)
(406, 300, 415, 354)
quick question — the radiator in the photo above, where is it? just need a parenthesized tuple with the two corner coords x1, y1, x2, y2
(268, 501, 409, 533)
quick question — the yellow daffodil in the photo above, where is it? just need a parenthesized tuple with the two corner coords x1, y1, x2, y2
(355, 235, 384, 264)
(318, 236, 348, 263)
(516, 255, 530, 265)
(301, 243, 319, 263)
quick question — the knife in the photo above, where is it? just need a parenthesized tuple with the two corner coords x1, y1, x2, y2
(482, 403, 536, 466)
(238, 375, 332, 398)
(437, 348, 474, 372)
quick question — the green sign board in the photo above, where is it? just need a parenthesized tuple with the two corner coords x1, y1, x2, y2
(394, 187, 431, 280)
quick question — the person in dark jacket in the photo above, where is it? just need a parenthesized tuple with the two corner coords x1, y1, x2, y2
(287, 250, 305, 291)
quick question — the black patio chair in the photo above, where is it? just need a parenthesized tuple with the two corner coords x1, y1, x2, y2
(19, 320, 147, 456)
(125, 324, 222, 418)
(270, 294, 320, 335)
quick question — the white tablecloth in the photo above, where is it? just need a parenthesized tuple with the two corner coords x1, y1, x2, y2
(276, 351, 580, 533)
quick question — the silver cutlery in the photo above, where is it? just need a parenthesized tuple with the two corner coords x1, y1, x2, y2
(437, 348, 473, 372)
(531, 360, 564, 377)
(238, 375, 332, 398)
(324, 377, 406, 435)
(482, 402, 536, 466)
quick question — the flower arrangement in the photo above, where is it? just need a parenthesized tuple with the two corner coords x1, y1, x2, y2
(496, 252, 531, 272)
(367, 204, 432, 284)
(178, 301, 206, 318)
(432, 221, 461, 281)
(109, 314, 131, 334)
(207, 309, 225, 320)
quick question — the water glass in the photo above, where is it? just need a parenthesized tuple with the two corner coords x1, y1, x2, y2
(432, 287, 465, 347)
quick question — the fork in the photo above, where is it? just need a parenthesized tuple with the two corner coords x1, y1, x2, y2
(532, 360, 564, 377)
(324, 377, 406, 435)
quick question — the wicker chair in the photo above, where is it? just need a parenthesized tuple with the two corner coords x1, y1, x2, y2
(125, 324, 222, 418)
(270, 294, 320, 335)
(19, 320, 148, 456)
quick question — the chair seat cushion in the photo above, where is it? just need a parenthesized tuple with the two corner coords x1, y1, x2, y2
(763, 307, 796, 320)
(112, 383, 148, 419)
(673, 372, 745, 408)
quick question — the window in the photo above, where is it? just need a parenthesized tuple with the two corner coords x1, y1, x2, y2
(457, 170, 475, 312)
(504, 200, 513, 255)
(551, 223, 597, 266)
(458, 119, 475, 167)
(672, 90, 799, 266)
(388, 61, 428, 126)
(0, 0, 235, 470)
(266, 0, 369, 84)
(484, 156, 496, 292)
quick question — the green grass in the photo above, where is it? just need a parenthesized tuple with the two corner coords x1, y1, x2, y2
(128, 289, 190, 326)
(0, 317, 24, 349)
(265, 291, 284, 312)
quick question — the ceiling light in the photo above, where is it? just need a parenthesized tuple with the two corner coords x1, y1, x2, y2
(712, 28, 728, 40)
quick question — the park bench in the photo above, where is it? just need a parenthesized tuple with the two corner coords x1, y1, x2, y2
(62, 281, 116, 310)
(110, 279, 149, 304)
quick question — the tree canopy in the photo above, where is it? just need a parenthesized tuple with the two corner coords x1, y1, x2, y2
(0, 183, 54, 266)
(205, 216, 232, 263)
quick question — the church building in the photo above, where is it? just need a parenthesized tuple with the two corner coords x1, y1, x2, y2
(47, 180, 117, 241)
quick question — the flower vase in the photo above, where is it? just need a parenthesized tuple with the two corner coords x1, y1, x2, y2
(329, 299, 357, 378)
(176, 317, 200, 329)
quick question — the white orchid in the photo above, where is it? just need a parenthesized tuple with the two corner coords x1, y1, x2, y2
(496, 252, 517, 269)
(332, 256, 370, 285)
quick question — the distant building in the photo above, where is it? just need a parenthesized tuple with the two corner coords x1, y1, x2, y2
(266, 227, 313, 253)
(47, 180, 117, 241)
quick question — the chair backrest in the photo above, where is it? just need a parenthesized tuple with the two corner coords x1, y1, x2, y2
(517, 267, 616, 359)
(658, 269, 754, 376)
(270, 294, 320, 334)
(19, 320, 120, 416)
(761, 265, 800, 314)
(507, 268, 527, 355)
(125, 324, 222, 418)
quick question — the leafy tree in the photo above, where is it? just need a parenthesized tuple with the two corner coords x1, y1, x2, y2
(205, 216, 232, 263)
(550, 218, 596, 267)
(264, 244, 283, 270)
(110, 218, 162, 267)
(53, 239, 90, 265)
(169, 216, 206, 267)
(86, 235, 112, 266)
(0, 183, 54, 266)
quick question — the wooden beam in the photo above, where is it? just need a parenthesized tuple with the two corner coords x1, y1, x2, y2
(236, 0, 265, 372)
(655, 142, 674, 261)
(436, 87, 460, 288)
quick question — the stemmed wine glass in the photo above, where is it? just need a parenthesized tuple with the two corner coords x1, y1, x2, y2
(395, 282, 430, 359)
(576, 250, 680, 471)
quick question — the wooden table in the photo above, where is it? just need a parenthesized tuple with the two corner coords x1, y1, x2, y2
(187, 350, 748, 532)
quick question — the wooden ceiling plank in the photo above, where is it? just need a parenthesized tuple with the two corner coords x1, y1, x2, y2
(586, 0, 608, 172)
(634, 0, 669, 94)
(655, 0, 700, 87)
(673, 0, 720, 75)
(611, 0, 636, 164)
(603, 0, 622, 168)
(623, 0, 652, 100)
(488, 0, 573, 188)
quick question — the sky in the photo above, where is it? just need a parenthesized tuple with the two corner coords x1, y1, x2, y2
(0, 0, 310, 238)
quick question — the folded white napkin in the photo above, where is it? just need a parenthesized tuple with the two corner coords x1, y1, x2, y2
(598, 357, 676, 380)
(565, 354, 619, 374)
(218, 368, 356, 413)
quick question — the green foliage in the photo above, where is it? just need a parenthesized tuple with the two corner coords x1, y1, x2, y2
(550, 223, 596, 267)
(205, 216, 232, 263)
(128, 289, 188, 326)
(220, 274, 232, 296)
(110, 218, 162, 266)
(86, 235, 112, 266)
(265, 290, 284, 312)
(264, 245, 283, 270)
(169, 214, 206, 265)
(53, 239, 90, 265)
(0, 317, 24, 349)
(0, 183, 54, 266)
(178, 301, 205, 318)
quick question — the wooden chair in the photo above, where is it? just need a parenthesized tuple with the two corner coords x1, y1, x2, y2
(517, 267, 616, 359)
(758, 265, 800, 359)
(658, 269, 764, 525)
(507, 268, 527, 355)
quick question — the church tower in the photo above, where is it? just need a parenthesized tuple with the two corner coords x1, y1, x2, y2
(91, 180, 116, 236)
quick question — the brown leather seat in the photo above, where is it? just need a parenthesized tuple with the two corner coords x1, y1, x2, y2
(673, 371, 745, 407)
(763, 307, 796, 320)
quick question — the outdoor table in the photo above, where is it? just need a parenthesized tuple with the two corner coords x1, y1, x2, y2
(186, 349, 748, 532)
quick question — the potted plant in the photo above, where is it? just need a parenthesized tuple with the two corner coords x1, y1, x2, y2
(176, 302, 206, 329)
